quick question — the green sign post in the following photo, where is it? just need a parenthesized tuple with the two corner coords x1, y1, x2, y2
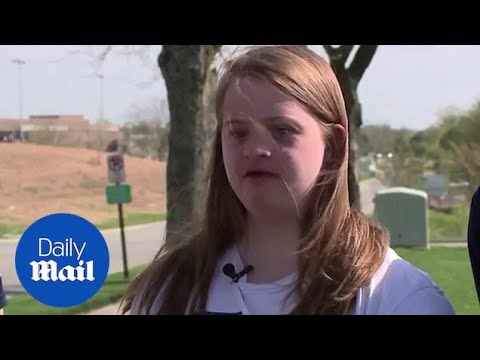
(105, 152, 131, 280)
(106, 184, 132, 204)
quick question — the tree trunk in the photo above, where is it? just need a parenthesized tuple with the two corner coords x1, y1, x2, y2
(323, 45, 378, 210)
(158, 45, 220, 247)
(328, 62, 361, 209)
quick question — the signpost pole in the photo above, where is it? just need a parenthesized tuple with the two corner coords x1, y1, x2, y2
(117, 197, 129, 279)
(106, 151, 131, 280)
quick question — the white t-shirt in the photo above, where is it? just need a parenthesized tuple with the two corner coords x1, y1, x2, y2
(131, 245, 455, 315)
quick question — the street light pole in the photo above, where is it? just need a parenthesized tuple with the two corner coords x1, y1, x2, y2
(96, 73, 104, 121)
(12, 58, 25, 142)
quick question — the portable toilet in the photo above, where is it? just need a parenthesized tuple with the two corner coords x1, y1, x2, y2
(373, 187, 429, 249)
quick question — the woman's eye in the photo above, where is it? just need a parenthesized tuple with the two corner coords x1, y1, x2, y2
(276, 127, 293, 136)
(230, 129, 248, 138)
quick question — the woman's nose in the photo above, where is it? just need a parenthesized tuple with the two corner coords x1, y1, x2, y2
(253, 148, 272, 158)
(243, 137, 273, 159)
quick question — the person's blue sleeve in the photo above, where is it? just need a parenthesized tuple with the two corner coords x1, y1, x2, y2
(389, 286, 456, 315)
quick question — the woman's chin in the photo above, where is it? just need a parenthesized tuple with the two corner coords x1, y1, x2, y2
(242, 196, 298, 221)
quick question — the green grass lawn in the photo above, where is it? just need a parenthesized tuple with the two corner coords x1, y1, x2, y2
(95, 212, 166, 230)
(0, 220, 27, 239)
(5, 265, 146, 315)
(396, 246, 478, 315)
(428, 206, 470, 241)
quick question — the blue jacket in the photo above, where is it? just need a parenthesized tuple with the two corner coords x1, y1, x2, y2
(468, 186, 480, 303)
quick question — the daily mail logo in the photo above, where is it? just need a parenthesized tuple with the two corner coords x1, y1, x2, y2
(16, 214, 109, 308)
(31, 238, 94, 282)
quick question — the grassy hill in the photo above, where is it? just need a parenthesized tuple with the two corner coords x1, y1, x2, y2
(0, 143, 166, 236)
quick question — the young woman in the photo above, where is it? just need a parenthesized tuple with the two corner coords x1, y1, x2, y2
(121, 45, 455, 315)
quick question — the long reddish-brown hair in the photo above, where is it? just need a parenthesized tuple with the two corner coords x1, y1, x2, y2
(120, 45, 389, 315)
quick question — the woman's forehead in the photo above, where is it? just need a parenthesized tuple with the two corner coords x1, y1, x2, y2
(222, 76, 312, 123)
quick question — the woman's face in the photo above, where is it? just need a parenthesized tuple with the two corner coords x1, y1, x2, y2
(221, 76, 328, 219)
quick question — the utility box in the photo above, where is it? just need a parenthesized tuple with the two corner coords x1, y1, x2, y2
(373, 187, 429, 249)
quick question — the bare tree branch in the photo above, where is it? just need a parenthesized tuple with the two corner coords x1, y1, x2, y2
(323, 45, 355, 64)
(349, 45, 378, 86)
(73, 45, 163, 90)
(323, 45, 336, 57)
(338, 45, 355, 61)
(98, 45, 113, 63)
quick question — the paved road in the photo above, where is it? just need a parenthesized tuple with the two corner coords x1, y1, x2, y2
(0, 221, 166, 293)
(359, 178, 386, 216)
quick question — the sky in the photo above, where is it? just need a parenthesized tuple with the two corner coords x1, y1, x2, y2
(1, 45, 480, 131)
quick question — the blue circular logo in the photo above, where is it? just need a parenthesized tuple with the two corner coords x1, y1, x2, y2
(15, 213, 110, 308)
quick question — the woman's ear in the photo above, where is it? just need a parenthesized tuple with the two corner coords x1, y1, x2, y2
(324, 124, 347, 166)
